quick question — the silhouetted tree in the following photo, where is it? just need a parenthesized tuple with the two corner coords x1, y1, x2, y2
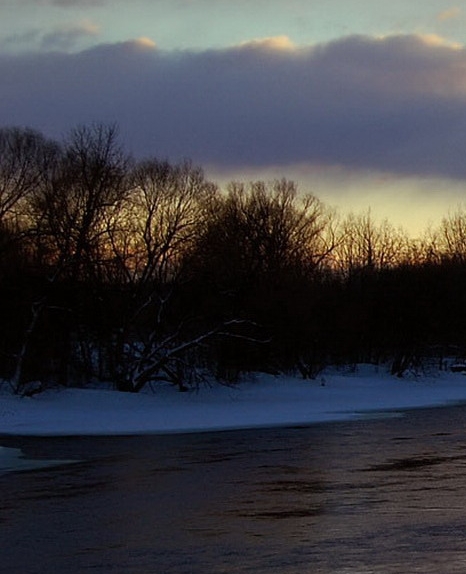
(105, 158, 228, 391)
(186, 179, 337, 375)
(2, 122, 466, 391)
(29, 123, 131, 281)
(335, 210, 409, 274)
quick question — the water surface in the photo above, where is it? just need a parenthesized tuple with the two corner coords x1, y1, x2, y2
(2, 405, 466, 573)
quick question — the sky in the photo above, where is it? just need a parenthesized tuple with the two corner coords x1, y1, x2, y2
(1, 1, 466, 234)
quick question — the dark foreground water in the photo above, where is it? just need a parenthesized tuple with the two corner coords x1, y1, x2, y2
(2, 405, 466, 573)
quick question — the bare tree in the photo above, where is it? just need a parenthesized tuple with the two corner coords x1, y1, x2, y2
(436, 207, 466, 263)
(0, 128, 62, 391)
(192, 179, 336, 289)
(183, 179, 339, 377)
(335, 210, 409, 274)
(105, 158, 223, 391)
(109, 158, 217, 285)
(0, 127, 58, 223)
(6, 124, 132, 392)
(30, 123, 131, 281)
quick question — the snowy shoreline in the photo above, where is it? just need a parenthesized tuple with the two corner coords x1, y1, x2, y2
(1, 367, 466, 437)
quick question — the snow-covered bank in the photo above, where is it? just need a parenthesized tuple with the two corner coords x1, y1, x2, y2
(1, 367, 466, 436)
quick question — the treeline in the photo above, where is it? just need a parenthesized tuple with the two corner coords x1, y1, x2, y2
(0, 123, 465, 393)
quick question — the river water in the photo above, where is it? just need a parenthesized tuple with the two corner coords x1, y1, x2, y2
(2, 405, 466, 573)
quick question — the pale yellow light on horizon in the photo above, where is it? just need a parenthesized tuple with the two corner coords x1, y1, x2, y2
(418, 33, 462, 50)
(237, 35, 296, 51)
(374, 32, 463, 50)
(133, 36, 157, 49)
(205, 164, 466, 238)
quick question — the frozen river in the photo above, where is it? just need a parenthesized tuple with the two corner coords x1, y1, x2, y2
(2, 404, 466, 573)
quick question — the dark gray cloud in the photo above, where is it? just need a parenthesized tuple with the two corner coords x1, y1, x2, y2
(1, 33, 466, 180)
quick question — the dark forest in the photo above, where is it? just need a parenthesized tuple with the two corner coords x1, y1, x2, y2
(1, 124, 465, 394)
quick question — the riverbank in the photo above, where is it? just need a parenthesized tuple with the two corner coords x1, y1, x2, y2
(1, 366, 466, 436)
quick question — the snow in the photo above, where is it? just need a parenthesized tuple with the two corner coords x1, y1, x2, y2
(1, 366, 466, 437)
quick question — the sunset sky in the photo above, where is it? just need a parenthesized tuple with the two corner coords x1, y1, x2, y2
(1, 0, 466, 234)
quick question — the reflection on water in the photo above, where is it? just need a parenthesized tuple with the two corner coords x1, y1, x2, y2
(2, 405, 466, 573)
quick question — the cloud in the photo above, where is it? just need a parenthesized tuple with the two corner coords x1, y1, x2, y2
(132, 36, 157, 50)
(1, 20, 100, 51)
(437, 6, 462, 21)
(41, 20, 100, 50)
(236, 35, 296, 52)
(1, 33, 466, 182)
(0, 29, 42, 48)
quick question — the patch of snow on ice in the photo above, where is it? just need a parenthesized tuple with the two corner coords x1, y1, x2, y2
(0, 445, 78, 474)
